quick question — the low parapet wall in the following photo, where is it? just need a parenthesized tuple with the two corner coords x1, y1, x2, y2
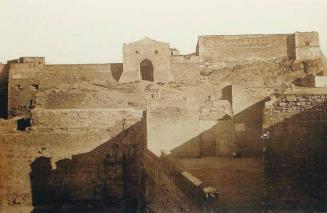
(45, 64, 122, 82)
(31, 108, 143, 132)
(146, 103, 201, 157)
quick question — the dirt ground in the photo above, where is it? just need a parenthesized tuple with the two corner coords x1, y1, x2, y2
(178, 157, 265, 212)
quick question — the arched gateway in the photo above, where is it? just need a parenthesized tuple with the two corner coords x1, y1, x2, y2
(140, 59, 154, 81)
(119, 37, 174, 83)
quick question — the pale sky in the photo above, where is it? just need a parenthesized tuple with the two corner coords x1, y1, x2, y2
(0, 0, 326, 64)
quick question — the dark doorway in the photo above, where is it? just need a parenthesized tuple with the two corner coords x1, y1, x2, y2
(17, 118, 31, 131)
(140, 59, 154, 81)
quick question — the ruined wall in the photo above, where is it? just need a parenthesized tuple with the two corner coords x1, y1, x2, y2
(45, 64, 121, 83)
(0, 132, 109, 209)
(7, 61, 122, 117)
(7, 62, 43, 118)
(147, 98, 234, 157)
(144, 150, 201, 212)
(0, 109, 146, 211)
(147, 101, 200, 157)
(37, 82, 146, 110)
(0, 64, 9, 118)
(120, 37, 174, 83)
(31, 108, 142, 132)
(197, 34, 295, 62)
(223, 85, 274, 156)
(206, 57, 296, 86)
(0, 64, 9, 88)
(295, 32, 321, 61)
(233, 100, 265, 156)
(199, 120, 234, 156)
(303, 58, 326, 75)
(0, 87, 8, 119)
(170, 56, 202, 82)
(199, 99, 233, 156)
(263, 92, 327, 210)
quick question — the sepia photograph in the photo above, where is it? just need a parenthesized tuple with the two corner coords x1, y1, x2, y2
(0, 0, 326, 212)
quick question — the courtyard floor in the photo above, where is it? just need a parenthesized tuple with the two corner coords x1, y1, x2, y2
(178, 157, 265, 212)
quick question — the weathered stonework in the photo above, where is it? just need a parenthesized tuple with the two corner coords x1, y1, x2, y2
(119, 37, 174, 83)
(263, 92, 327, 208)
(0, 110, 146, 211)
(197, 32, 321, 63)
(0, 31, 326, 212)
(295, 32, 321, 61)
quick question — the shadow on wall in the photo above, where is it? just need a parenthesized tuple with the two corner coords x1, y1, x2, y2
(170, 118, 234, 157)
(287, 35, 296, 60)
(0, 64, 9, 118)
(0, 87, 8, 119)
(264, 101, 327, 211)
(145, 149, 219, 212)
(233, 100, 266, 157)
(222, 85, 267, 157)
(144, 150, 202, 212)
(166, 99, 265, 158)
(29, 121, 145, 213)
(110, 64, 123, 82)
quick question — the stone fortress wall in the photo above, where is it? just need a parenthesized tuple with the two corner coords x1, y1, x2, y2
(146, 95, 234, 157)
(0, 64, 9, 118)
(7, 58, 123, 118)
(0, 31, 326, 212)
(197, 34, 294, 62)
(120, 37, 174, 83)
(295, 32, 321, 60)
(263, 90, 327, 207)
(196, 32, 319, 63)
(0, 109, 146, 210)
(6, 32, 323, 118)
(31, 108, 143, 131)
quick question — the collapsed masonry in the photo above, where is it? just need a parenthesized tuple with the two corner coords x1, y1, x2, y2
(0, 31, 327, 212)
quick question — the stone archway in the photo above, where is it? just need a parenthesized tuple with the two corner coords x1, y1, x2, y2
(140, 59, 154, 81)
